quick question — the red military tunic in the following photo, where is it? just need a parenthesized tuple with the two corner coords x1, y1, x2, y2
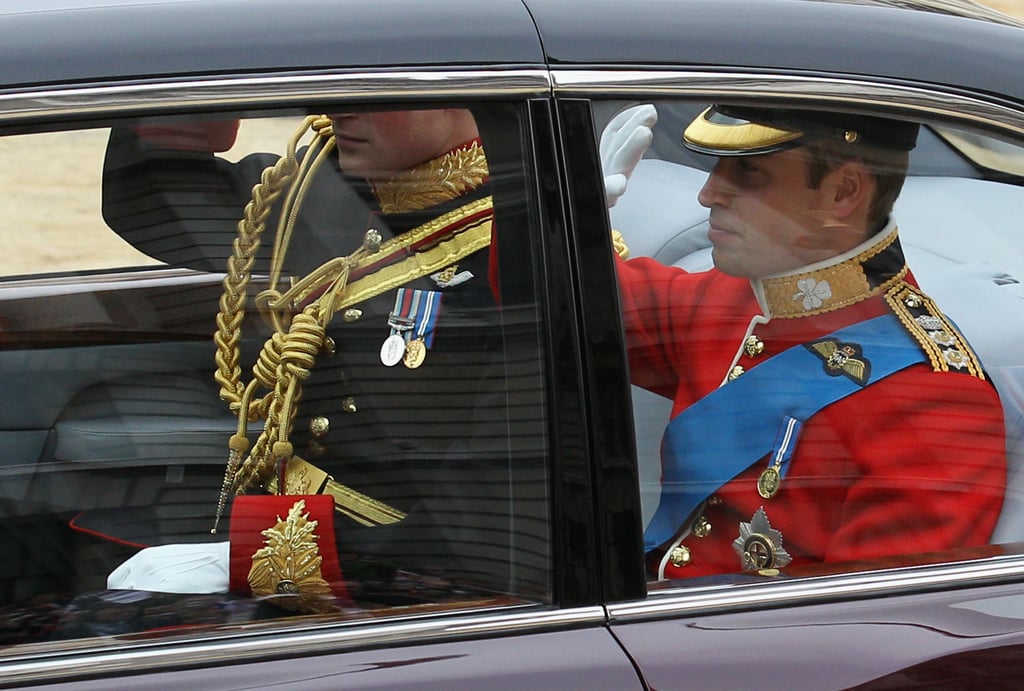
(617, 224, 1007, 580)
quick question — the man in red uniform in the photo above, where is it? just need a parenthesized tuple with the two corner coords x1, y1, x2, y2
(615, 105, 1007, 580)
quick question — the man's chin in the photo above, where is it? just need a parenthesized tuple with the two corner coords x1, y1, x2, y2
(709, 249, 762, 280)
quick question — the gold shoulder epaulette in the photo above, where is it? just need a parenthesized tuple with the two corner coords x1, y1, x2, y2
(884, 281, 985, 379)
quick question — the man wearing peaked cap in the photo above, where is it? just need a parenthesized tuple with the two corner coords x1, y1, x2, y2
(612, 103, 1005, 581)
(682, 105, 920, 156)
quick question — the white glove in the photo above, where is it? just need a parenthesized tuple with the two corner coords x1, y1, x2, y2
(599, 104, 658, 208)
(107, 541, 230, 594)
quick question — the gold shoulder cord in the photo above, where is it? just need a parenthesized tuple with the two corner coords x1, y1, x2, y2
(885, 281, 985, 378)
(211, 117, 493, 532)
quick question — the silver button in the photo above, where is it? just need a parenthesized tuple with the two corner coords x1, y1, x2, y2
(309, 415, 330, 438)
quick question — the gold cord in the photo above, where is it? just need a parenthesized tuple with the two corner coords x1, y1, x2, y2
(212, 116, 338, 531)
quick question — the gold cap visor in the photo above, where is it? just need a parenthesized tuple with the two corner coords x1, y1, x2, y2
(683, 106, 804, 156)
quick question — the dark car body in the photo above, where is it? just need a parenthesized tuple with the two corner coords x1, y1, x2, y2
(1, 0, 1024, 688)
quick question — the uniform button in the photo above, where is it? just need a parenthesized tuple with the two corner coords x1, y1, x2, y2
(309, 415, 330, 438)
(744, 335, 765, 357)
(307, 441, 326, 458)
(727, 365, 745, 382)
(322, 336, 336, 358)
(343, 309, 362, 322)
(341, 397, 358, 413)
(693, 515, 712, 538)
(669, 545, 691, 567)
(363, 229, 382, 252)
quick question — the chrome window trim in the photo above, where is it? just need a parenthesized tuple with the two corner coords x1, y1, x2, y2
(0, 605, 606, 685)
(552, 70, 1024, 138)
(0, 69, 551, 122)
(609, 553, 1024, 623)
(0, 267, 220, 297)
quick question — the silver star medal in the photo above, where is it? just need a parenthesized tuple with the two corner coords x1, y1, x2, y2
(733, 506, 792, 571)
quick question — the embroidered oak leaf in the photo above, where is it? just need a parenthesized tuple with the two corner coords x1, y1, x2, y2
(373, 142, 489, 214)
(248, 499, 335, 613)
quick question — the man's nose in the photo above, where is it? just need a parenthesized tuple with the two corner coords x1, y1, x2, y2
(697, 163, 732, 209)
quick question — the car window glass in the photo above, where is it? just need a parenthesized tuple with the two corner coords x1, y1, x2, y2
(599, 98, 1024, 585)
(0, 104, 551, 647)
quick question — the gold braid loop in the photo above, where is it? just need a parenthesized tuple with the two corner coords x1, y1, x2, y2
(311, 116, 334, 137)
(231, 309, 328, 495)
(253, 332, 285, 390)
(278, 312, 325, 379)
(214, 164, 295, 402)
(212, 115, 335, 530)
(213, 116, 322, 409)
(214, 114, 333, 405)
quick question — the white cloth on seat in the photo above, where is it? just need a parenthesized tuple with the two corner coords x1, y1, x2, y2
(107, 541, 229, 594)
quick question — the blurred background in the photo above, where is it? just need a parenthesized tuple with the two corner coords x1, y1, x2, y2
(982, 0, 1022, 14)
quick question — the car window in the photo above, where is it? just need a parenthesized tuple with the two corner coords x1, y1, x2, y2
(0, 128, 156, 277)
(0, 104, 551, 645)
(600, 98, 1024, 584)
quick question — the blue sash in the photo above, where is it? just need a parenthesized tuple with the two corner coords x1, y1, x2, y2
(643, 314, 926, 551)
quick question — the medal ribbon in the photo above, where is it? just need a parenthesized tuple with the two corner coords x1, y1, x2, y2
(387, 289, 417, 341)
(391, 288, 442, 346)
(644, 314, 927, 552)
(769, 416, 802, 479)
(412, 290, 442, 347)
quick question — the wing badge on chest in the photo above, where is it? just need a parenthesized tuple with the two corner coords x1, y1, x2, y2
(805, 337, 872, 386)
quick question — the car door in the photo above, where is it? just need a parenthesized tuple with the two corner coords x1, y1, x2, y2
(535, 0, 1024, 687)
(0, 1, 648, 687)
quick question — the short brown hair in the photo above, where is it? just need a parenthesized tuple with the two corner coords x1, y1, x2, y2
(803, 140, 910, 232)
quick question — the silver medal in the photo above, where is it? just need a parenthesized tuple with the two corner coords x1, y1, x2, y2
(380, 333, 406, 367)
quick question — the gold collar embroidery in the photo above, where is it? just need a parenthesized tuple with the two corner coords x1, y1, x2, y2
(757, 226, 908, 319)
(370, 141, 489, 214)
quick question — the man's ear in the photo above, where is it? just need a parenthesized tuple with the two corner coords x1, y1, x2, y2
(827, 160, 873, 220)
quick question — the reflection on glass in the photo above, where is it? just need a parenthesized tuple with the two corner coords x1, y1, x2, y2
(0, 105, 550, 645)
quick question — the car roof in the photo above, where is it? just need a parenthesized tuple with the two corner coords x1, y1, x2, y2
(1, 0, 1023, 109)
(521, 0, 1024, 104)
(0, 0, 545, 89)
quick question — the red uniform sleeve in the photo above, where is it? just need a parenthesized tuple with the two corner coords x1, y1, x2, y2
(615, 255, 690, 399)
(820, 367, 1006, 561)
